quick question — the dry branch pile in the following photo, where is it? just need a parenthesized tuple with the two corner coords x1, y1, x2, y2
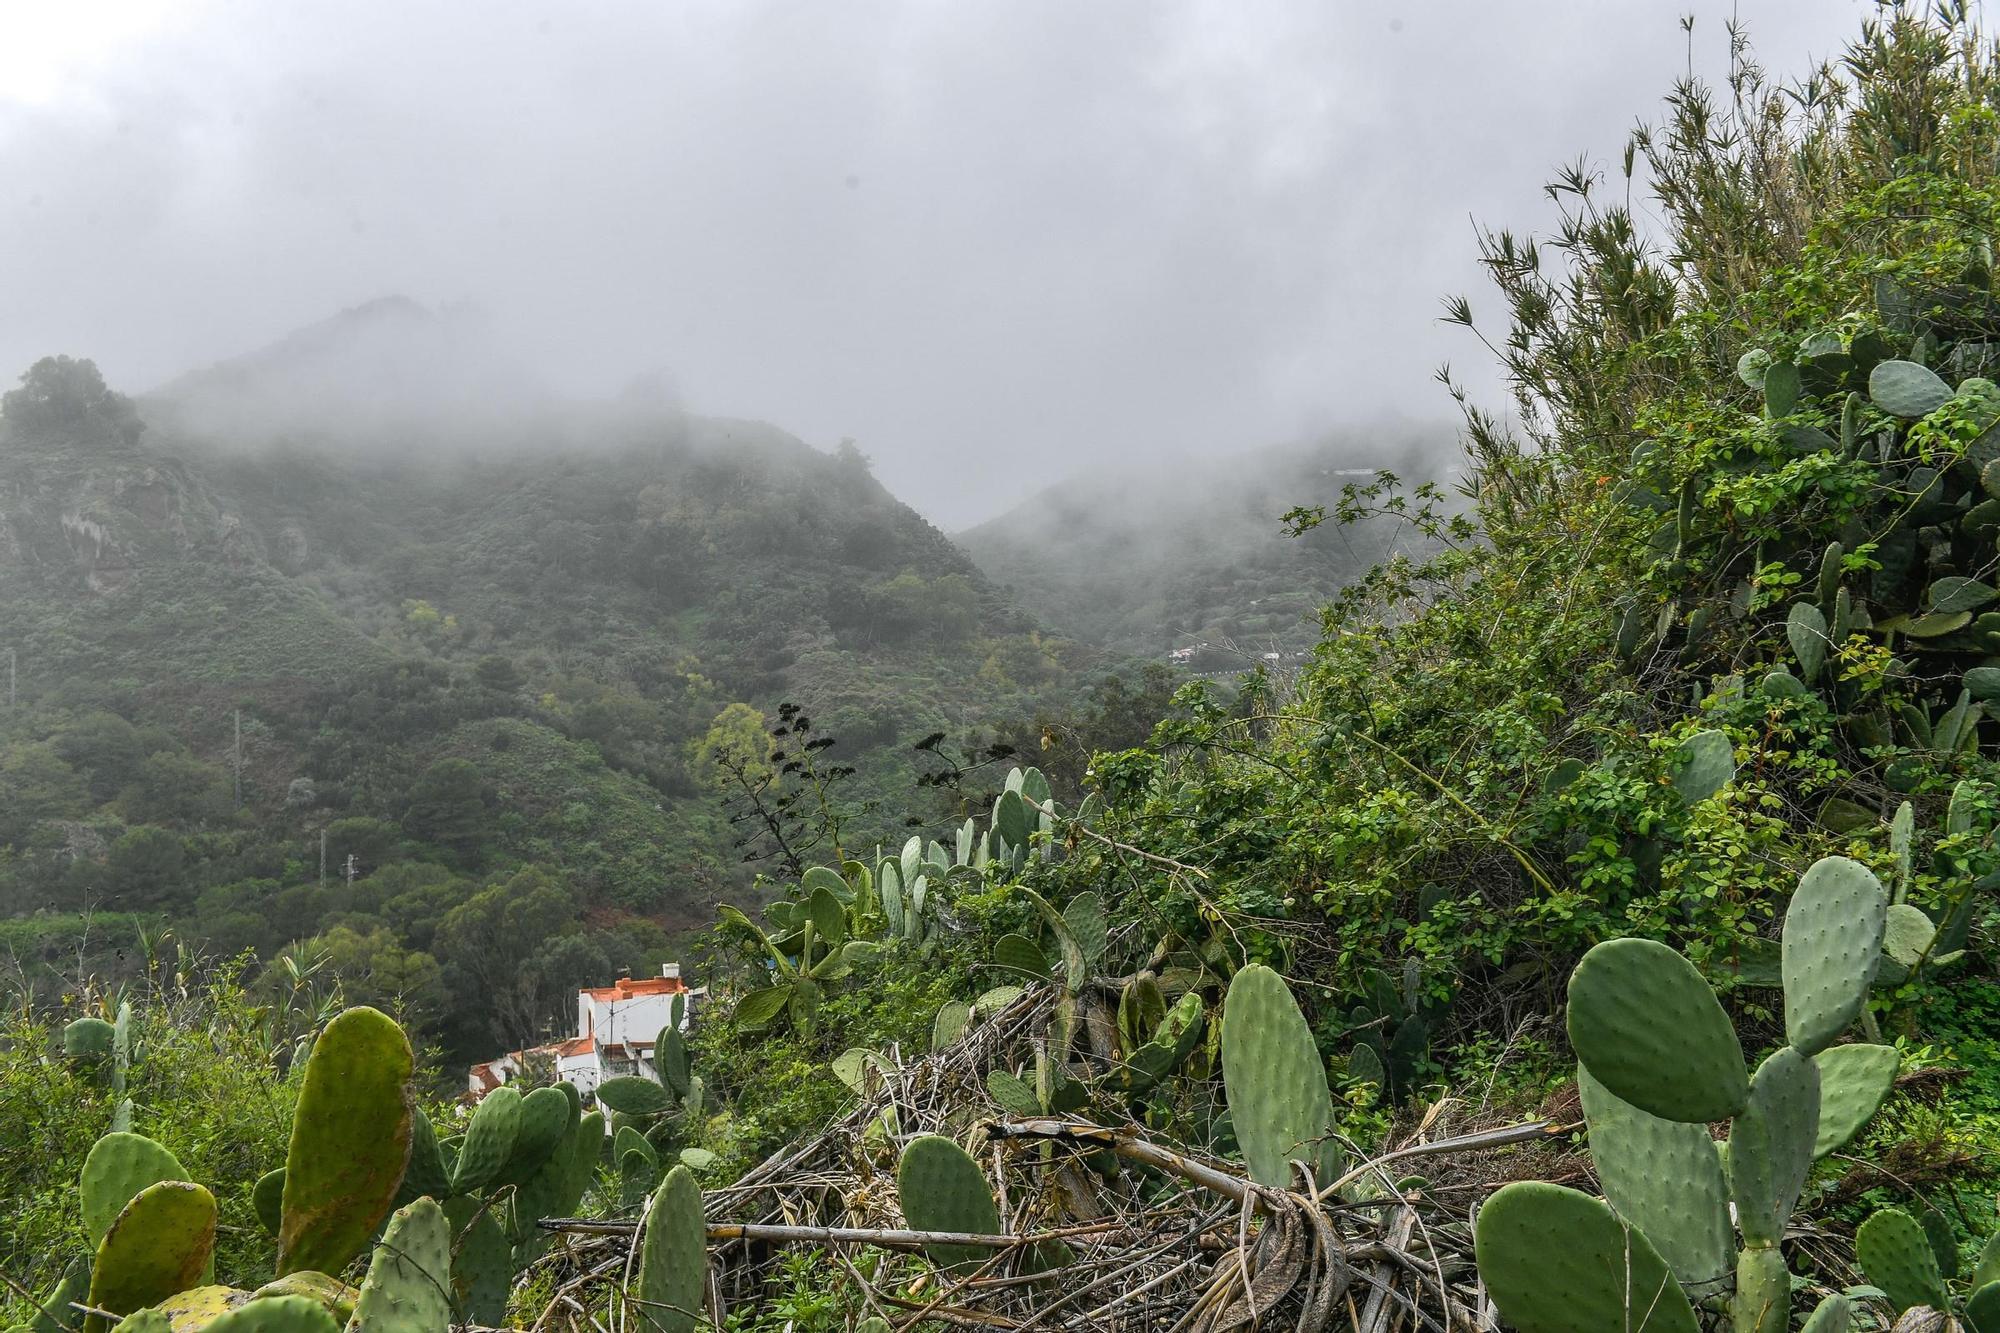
(532, 990, 1576, 1332)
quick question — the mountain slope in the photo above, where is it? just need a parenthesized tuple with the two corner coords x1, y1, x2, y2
(958, 434, 1449, 662)
(0, 317, 1100, 1057)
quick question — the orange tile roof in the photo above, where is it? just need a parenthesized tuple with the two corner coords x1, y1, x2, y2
(553, 1035, 596, 1057)
(583, 976, 687, 1001)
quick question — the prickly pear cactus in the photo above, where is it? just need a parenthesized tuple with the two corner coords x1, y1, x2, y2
(202, 1296, 339, 1333)
(146, 1283, 250, 1332)
(251, 1272, 358, 1325)
(1220, 964, 1338, 1186)
(1576, 1065, 1731, 1291)
(81, 1133, 190, 1248)
(634, 1166, 707, 1333)
(252, 1169, 286, 1238)
(278, 1007, 414, 1278)
(1730, 1047, 1819, 1248)
(444, 1197, 510, 1326)
(1472, 1181, 1698, 1333)
(896, 1135, 1001, 1270)
(449, 1086, 520, 1196)
(495, 1085, 571, 1189)
(1800, 1295, 1854, 1333)
(85, 1181, 218, 1333)
(1735, 1245, 1793, 1333)
(1565, 937, 1748, 1123)
(399, 1112, 449, 1202)
(1781, 857, 1887, 1056)
(64, 1017, 116, 1063)
(1812, 1043, 1899, 1158)
(1858, 1208, 1953, 1314)
(345, 1198, 452, 1333)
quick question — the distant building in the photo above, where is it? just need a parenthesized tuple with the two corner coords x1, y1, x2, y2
(466, 964, 702, 1102)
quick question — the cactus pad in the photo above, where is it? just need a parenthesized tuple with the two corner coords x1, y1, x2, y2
(82, 1133, 191, 1248)
(497, 1086, 572, 1187)
(64, 1018, 116, 1063)
(1800, 1295, 1854, 1333)
(1472, 1181, 1697, 1333)
(1221, 964, 1337, 1186)
(1672, 729, 1736, 804)
(1566, 938, 1747, 1123)
(595, 1077, 669, 1117)
(346, 1198, 451, 1333)
(1577, 1065, 1731, 1290)
(1813, 1043, 1899, 1157)
(279, 1007, 414, 1278)
(199, 1297, 338, 1333)
(1871, 360, 1954, 417)
(634, 1166, 707, 1333)
(896, 1135, 1001, 1270)
(449, 1086, 521, 1195)
(1731, 1046, 1820, 1246)
(86, 1181, 218, 1333)
(1965, 1283, 2000, 1333)
(249, 1274, 357, 1325)
(1734, 1246, 1792, 1333)
(398, 1113, 448, 1203)
(108, 1314, 170, 1333)
(1783, 856, 1888, 1055)
(444, 1196, 509, 1326)
(252, 1170, 285, 1238)
(146, 1285, 250, 1333)
(1857, 1208, 1951, 1313)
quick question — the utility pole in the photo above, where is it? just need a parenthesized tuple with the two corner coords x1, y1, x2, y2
(344, 853, 358, 886)
(232, 709, 243, 809)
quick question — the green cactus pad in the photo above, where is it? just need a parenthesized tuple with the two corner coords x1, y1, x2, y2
(250, 1273, 357, 1325)
(86, 1182, 219, 1333)
(1789, 602, 1829, 683)
(1871, 360, 1954, 417)
(634, 1166, 707, 1333)
(346, 1198, 451, 1333)
(1966, 1283, 2000, 1333)
(1577, 1065, 1731, 1289)
(108, 1311, 170, 1333)
(595, 1077, 669, 1117)
(64, 1018, 116, 1063)
(1221, 964, 1337, 1186)
(896, 1135, 1001, 1270)
(1566, 938, 1747, 1123)
(1673, 729, 1736, 804)
(444, 1197, 509, 1326)
(82, 1133, 191, 1248)
(1800, 1295, 1852, 1333)
(253, 1170, 285, 1238)
(558, 1111, 605, 1216)
(1883, 903, 1937, 968)
(931, 1001, 972, 1051)
(278, 1007, 414, 1278)
(614, 1125, 657, 1168)
(1472, 1181, 1697, 1333)
(496, 1086, 572, 1187)
(148, 1285, 250, 1333)
(449, 1086, 521, 1194)
(1974, 1231, 2000, 1294)
(1857, 1208, 1951, 1313)
(1783, 856, 1888, 1055)
(1733, 1246, 1791, 1333)
(505, 1098, 585, 1249)
(399, 1113, 448, 1202)
(1731, 1046, 1819, 1246)
(33, 1258, 90, 1333)
(198, 1297, 338, 1333)
(986, 1069, 1041, 1115)
(1813, 1043, 1898, 1157)
(992, 934, 1051, 979)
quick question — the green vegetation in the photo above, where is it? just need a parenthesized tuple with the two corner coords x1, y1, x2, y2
(20, 6, 2000, 1332)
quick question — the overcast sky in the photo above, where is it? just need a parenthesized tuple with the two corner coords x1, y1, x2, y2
(1, 1, 1866, 526)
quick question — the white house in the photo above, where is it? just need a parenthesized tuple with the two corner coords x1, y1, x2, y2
(467, 965, 700, 1102)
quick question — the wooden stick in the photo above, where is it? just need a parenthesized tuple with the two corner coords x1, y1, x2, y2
(535, 1217, 1124, 1250)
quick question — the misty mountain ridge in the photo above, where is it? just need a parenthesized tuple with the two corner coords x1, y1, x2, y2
(143, 295, 589, 452)
(959, 431, 1453, 658)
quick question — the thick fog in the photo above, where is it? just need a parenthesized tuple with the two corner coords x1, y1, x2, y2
(1, 1, 1862, 525)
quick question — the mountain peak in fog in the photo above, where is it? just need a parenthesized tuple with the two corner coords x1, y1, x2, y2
(145, 296, 558, 449)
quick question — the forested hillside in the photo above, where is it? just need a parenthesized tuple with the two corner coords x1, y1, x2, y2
(0, 308, 1119, 1058)
(17, 9, 2000, 1333)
